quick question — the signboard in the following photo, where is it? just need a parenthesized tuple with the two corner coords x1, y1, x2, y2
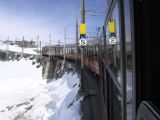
(80, 24, 86, 34)
(108, 21, 115, 33)
(79, 38, 87, 46)
(109, 37, 117, 45)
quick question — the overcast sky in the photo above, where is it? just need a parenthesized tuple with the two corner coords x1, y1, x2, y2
(0, 0, 106, 46)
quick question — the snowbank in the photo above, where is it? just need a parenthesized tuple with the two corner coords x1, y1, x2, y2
(0, 58, 81, 120)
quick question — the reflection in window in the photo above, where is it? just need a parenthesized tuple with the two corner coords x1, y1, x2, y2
(105, 3, 123, 120)
(106, 3, 120, 79)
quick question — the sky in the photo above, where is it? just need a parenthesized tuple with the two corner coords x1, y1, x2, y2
(0, 0, 107, 46)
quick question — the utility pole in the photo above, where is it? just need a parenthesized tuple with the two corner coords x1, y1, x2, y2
(37, 36, 39, 56)
(81, 0, 86, 69)
(22, 36, 24, 57)
(80, 0, 86, 91)
(76, 17, 78, 61)
(64, 27, 66, 61)
(49, 34, 51, 60)
(58, 39, 60, 55)
(39, 41, 41, 57)
(6, 36, 9, 59)
(58, 39, 60, 45)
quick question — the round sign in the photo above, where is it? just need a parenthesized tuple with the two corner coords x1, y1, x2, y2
(109, 37, 117, 45)
(79, 38, 87, 46)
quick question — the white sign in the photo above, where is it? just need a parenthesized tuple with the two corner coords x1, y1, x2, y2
(109, 37, 117, 45)
(79, 38, 87, 46)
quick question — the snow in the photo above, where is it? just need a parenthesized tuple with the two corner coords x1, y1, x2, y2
(0, 44, 37, 55)
(0, 58, 81, 120)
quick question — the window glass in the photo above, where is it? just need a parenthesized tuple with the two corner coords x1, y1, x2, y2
(106, 3, 120, 79)
(124, 0, 133, 120)
(105, 3, 122, 120)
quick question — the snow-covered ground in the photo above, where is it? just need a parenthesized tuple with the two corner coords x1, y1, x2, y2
(0, 44, 37, 55)
(0, 58, 81, 120)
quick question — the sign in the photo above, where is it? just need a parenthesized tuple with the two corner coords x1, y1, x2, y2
(79, 38, 87, 46)
(80, 24, 86, 34)
(108, 20, 115, 33)
(109, 37, 117, 45)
